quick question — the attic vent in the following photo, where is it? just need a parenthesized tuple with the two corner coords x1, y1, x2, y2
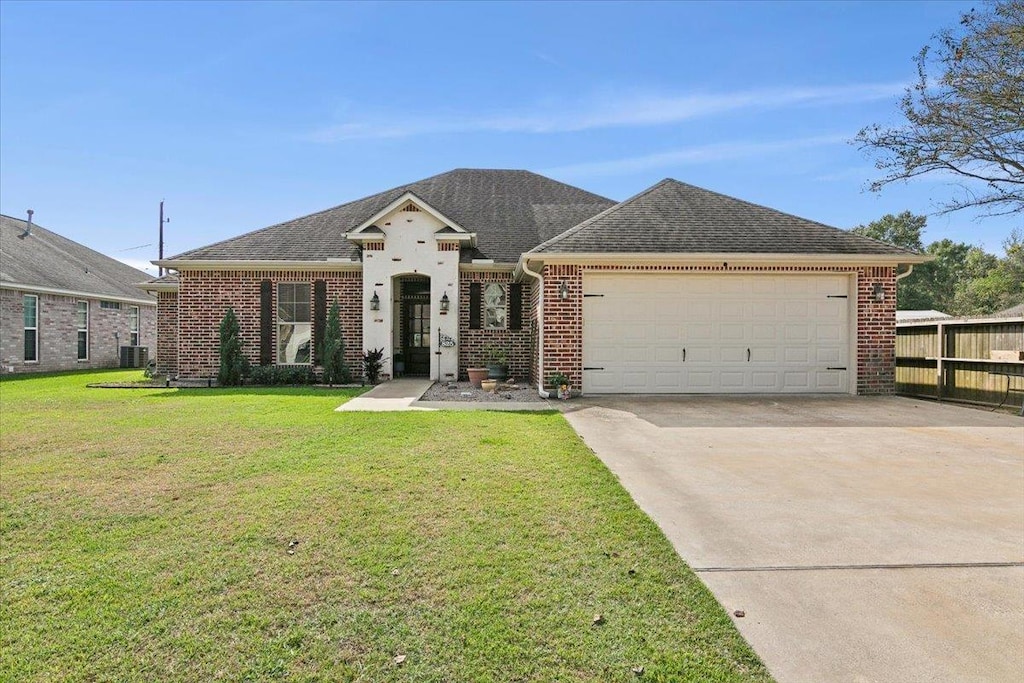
(401, 204, 421, 212)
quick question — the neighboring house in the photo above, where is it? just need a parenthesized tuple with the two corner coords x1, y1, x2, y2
(146, 169, 927, 395)
(1, 213, 156, 373)
(896, 310, 952, 323)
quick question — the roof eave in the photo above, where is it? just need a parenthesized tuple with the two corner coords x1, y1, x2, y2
(1, 281, 156, 305)
(521, 252, 933, 266)
(153, 259, 362, 271)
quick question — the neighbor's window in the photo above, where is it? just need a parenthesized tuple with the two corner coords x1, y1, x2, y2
(129, 306, 140, 346)
(277, 283, 311, 364)
(23, 294, 38, 362)
(484, 283, 507, 329)
(99, 301, 121, 310)
(76, 301, 89, 361)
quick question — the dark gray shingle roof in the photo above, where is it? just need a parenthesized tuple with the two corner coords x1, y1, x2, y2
(169, 169, 615, 264)
(532, 179, 920, 257)
(1, 214, 156, 302)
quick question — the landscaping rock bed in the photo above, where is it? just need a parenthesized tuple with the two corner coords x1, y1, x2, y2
(420, 381, 549, 403)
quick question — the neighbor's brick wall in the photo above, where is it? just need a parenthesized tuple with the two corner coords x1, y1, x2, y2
(539, 264, 899, 395)
(856, 266, 897, 395)
(156, 291, 178, 377)
(175, 270, 362, 379)
(458, 271, 532, 381)
(0, 288, 156, 373)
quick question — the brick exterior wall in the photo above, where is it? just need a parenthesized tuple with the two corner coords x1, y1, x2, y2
(856, 266, 897, 395)
(156, 291, 178, 376)
(458, 271, 532, 382)
(0, 287, 156, 373)
(175, 270, 362, 379)
(538, 263, 899, 396)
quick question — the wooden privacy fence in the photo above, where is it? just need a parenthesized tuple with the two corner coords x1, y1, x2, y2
(896, 315, 1024, 410)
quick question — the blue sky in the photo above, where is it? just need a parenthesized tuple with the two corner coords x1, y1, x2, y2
(1, 0, 1017, 275)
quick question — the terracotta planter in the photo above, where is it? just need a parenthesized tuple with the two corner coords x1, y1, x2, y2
(467, 367, 489, 388)
(481, 379, 498, 393)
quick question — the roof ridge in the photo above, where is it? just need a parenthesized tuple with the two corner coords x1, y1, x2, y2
(529, 178, 673, 253)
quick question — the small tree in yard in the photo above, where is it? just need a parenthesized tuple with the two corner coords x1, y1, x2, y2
(320, 300, 351, 385)
(218, 307, 247, 386)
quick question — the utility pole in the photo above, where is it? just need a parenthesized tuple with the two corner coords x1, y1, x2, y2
(158, 200, 170, 276)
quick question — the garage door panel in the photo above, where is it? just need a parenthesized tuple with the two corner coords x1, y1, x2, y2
(583, 273, 850, 394)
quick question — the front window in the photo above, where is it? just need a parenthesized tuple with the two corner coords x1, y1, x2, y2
(100, 301, 121, 310)
(277, 283, 311, 364)
(76, 301, 89, 360)
(23, 295, 38, 362)
(129, 306, 140, 346)
(484, 283, 507, 329)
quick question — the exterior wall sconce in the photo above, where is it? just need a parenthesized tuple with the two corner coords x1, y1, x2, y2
(440, 291, 450, 313)
(872, 282, 885, 302)
(558, 281, 569, 300)
(370, 291, 380, 310)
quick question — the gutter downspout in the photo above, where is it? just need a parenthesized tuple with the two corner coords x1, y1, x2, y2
(895, 264, 915, 282)
(518, 258, 550, 398)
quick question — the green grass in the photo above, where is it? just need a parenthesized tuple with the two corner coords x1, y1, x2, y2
(0, 370, 770, 682)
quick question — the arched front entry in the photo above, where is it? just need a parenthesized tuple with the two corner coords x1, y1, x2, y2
(393, 274, 431, 377)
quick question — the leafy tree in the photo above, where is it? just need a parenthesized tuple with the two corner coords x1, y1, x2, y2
(852, 211, 927, 252)
(218, 307, 247, 386)
(320, 300, 351, 385)
(953, 230, 1024, 312)
(855, 0, 1024, 216)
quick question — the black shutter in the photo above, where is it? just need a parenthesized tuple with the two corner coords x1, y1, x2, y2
(509, 283, 522, 330)
(469, 282, 482, 329)
(260, 279, 273, 365)
(313, 279, 327, 365)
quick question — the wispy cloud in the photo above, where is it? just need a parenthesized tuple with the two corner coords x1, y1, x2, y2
(306, 82, 903, 142)
(543, 134, 850, 179)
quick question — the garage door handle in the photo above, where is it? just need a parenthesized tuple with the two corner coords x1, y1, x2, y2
(682, 348, 686, 362)
(747, 348, 751, 362)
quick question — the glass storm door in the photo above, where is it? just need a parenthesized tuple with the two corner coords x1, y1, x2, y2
(403, 299, 431, 377)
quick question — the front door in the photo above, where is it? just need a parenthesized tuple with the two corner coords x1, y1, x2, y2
(402, 299, 431, 377)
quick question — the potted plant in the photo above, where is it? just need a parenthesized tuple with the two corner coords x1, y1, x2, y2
(467, 367, 489, 388)
(482, 343, 509, 380)
(549, 372, 571, 400)
(392, 352, 404, 378)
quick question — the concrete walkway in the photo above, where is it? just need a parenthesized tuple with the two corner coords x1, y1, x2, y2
(335, 378, 434, 412)
(565, 396, 1024, 683)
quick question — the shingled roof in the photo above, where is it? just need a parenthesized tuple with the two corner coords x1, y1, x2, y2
(531, 179, 921, 257)
(168, 169, 615, 264)
(1, 214, 155, 303)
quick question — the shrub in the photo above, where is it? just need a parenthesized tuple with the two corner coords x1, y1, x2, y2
(248, 365, 315, 386)
(362, 348, 385, 385)
(320, 300, 351, 385)
(218, 308, 248, 386)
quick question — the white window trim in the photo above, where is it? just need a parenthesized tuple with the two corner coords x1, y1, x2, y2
(483, 282, 508, 330)
(129, 305, 140, 346)
(77, 300, 89, 361)
(23, 294, 38, 363)
(276, 282, 312, 365)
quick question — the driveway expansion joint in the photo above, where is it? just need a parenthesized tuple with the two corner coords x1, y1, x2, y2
(693, 561, 1024, 573)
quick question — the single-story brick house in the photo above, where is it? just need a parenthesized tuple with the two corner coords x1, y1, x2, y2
(1, 213, 156, 373)
(146, 169, 927, 395)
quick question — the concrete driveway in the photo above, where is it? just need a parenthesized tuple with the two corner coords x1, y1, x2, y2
(564, 396, 1024, 683)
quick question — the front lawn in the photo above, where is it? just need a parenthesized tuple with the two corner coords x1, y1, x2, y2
(0, 370, 769, 682)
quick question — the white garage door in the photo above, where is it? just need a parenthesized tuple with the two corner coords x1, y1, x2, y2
(583, 273, 851, 394)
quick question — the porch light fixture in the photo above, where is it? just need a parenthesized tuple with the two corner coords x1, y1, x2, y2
(440, 291, 450, 313)
(872, 282, 885, 302)
(558, 281, 569, 300)
(370, 291, 380, 311)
